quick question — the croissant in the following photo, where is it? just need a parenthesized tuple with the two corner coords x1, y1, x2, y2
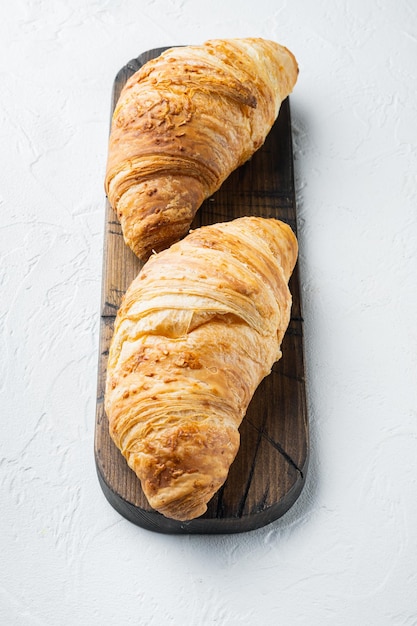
(105, 216, 298, 521)
(105, 38, 298, 260)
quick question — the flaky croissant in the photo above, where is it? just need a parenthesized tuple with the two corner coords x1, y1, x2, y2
(104, 216, 298, 521)
(105, 38, 298, 260)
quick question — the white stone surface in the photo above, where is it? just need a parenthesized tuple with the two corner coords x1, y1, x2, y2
(1, 1, 417, 624)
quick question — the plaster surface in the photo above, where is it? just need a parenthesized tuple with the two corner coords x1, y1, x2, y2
(1, 1, 417, 624)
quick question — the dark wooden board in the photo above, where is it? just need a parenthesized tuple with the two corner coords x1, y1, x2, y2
(95, 47, 308, 534)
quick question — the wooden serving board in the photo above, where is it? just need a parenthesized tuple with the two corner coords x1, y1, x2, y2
(95, 47, 308, 534)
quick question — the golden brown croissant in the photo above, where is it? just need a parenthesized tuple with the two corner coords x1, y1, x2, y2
(104, 216, 298, 521)
(105, 38, 298, 260)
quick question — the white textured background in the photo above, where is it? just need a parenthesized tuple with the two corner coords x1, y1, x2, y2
(1, 1, 417, 624)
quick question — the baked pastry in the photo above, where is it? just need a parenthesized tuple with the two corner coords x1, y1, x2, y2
(105, 38, 298, 260)
(105, 216, 298, 521)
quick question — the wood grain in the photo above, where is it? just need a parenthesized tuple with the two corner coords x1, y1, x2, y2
(95, 47, 309, 534)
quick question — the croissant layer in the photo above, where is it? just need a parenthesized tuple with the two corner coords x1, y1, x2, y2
(105, 216, 298, 521)
(105, 38, 298, 260)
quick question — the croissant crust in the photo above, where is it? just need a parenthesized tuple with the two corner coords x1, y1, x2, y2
(105, 38, 298, 260)
(104, 216, 298, 521)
